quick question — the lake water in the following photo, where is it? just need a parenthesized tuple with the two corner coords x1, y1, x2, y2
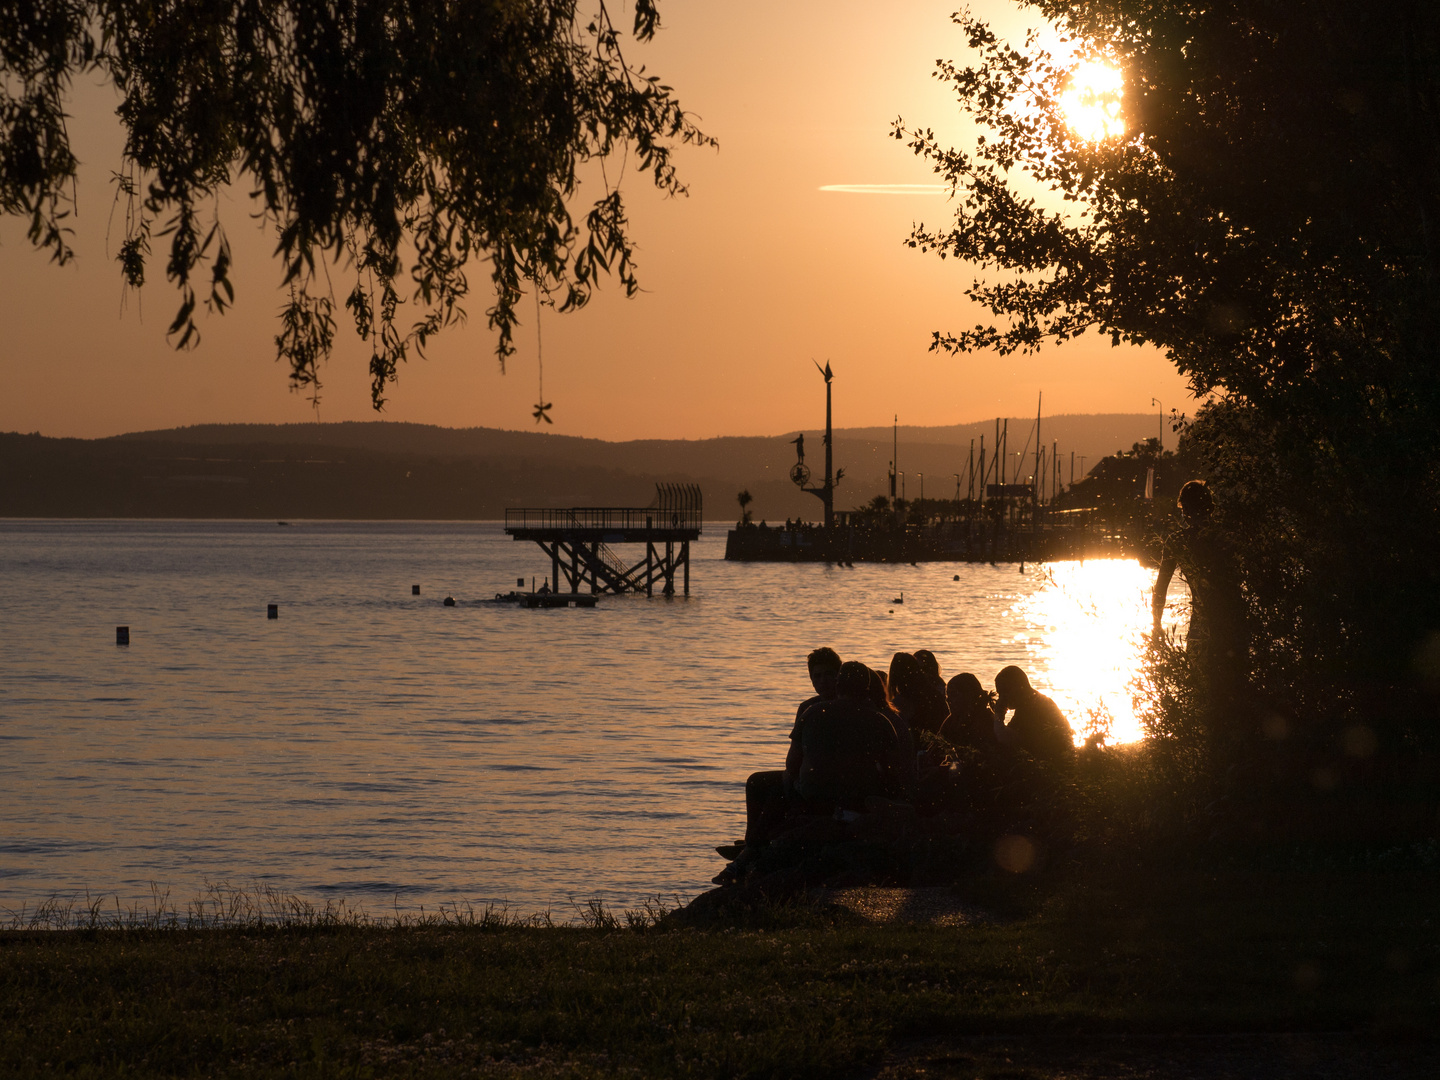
(0, 520, 1184, 916)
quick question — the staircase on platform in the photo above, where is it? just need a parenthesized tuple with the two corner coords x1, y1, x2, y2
(504, 484, 703, 596)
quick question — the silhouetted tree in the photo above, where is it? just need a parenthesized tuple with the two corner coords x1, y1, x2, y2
(900, 2, 1440, 763)
(0, 1, 710, 405)
(736, 488, 753, 525)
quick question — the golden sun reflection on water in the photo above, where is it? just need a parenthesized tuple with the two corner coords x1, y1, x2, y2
(1010, 558, 1187, 744)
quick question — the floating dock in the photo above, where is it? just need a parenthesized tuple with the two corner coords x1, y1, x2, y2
(492, 591, 599, 608)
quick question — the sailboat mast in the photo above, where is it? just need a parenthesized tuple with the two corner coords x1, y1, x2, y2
(1034, 392, 1042, 507)
(978, 435, 986, 505)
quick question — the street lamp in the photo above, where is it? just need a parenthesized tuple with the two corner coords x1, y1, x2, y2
(1151, 397, 1162, 450)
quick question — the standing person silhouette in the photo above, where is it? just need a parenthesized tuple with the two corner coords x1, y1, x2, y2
(1152, 480, 1252, 751)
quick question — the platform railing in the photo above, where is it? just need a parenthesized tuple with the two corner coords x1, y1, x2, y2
(504, 506, 702, 533)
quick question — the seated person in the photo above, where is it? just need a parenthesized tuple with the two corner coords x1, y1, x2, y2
(942, 673, 997, 755)
(793, 646, 841, 730)
(868, 667, 917, 791)
(867, 668, 900, 723)
(991, 666, 1075, 763)
(742, 647, 842, 849)
(889, 651, 948, 735)
(913, 649, 949, 709)
(789, 661, 896, 809)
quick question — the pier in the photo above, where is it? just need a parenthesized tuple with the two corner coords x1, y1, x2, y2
(505, 484, 702, 596)
(727, 377, 1132, 565)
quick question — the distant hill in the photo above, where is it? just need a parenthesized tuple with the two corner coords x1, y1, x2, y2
(2, 415, 1164, 520)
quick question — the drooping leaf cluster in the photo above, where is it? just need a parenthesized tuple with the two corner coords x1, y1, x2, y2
(0, 0, 708, 406)
(902, 2, 1440, 761)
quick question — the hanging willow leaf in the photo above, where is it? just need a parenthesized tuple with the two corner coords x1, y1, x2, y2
(0, 1, 713, 406)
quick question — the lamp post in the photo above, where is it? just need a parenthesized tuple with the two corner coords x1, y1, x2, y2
(1151, 397, 1162, 450)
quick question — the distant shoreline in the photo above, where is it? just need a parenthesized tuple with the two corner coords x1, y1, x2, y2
(2, 415, 1162, 521)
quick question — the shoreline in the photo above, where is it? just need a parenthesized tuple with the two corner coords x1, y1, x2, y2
(4, 864, 1436, 1077)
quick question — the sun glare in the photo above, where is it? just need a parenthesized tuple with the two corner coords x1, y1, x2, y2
(1060, 61, 1125, 142)
(1011, 559, 1184, 744)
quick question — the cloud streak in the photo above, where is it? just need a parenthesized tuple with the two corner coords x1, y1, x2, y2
(819, 184, 948, 195)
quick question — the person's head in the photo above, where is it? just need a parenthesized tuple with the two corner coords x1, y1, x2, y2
(994, 665, 1033, 704)
(1177, 479, 1214, 523)
(946, 672, 986, 713)
(808, 647, 842, 697)
(913, 649, 941, 679)
(888, 652, 923, 707)
(836, 661, 871, 701)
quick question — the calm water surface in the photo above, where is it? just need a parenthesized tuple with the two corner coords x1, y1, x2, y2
(0, 521, 1184, 914)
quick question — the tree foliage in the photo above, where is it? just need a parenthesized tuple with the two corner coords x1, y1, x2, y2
(901, 2, 1440, 760)
(0, 0, 710, 405)
(901, 1, 1440, 420)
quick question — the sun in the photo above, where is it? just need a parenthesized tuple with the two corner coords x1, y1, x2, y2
(1060, 61, 1125, 142)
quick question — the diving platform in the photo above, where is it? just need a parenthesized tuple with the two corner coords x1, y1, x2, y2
(504, 484, 702, 596)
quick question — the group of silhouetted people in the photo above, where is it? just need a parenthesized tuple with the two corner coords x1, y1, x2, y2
(716, 647, 1074, 884)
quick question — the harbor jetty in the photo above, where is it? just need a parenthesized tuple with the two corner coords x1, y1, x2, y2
(724, 513, 1127, 564)
(727, 374, 1131, 565)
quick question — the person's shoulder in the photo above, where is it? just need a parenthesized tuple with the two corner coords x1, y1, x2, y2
(852, 700, 893, 727)
(799, 700, 845, 738)
(800, 696, 840, 722)
(1036, 692, 1072, 729)
(791, 695, 823, 739)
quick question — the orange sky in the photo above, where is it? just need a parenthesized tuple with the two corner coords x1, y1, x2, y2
(0, 1, 1194, 441)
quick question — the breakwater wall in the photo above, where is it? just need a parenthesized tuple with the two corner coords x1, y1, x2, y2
(724, 523, 1138, 564)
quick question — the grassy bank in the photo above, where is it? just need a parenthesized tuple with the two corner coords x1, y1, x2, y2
(2, 866, 1437, 1077)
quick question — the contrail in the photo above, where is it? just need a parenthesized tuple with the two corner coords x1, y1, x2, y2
(818, 184, 948, 195)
